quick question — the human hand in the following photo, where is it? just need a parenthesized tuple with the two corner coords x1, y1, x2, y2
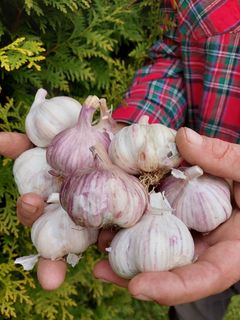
(93, 127, 240, 305)
(0, 132, 67, 290)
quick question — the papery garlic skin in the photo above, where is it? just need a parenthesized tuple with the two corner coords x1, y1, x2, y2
(60, 145, 148, 228)
(25, 88, 82, 147)
(109, 192, 194, 279)
(13, 147, 60, 199)
(46, 96, 111, 176)
(31, 195, 98, 260)
(94, 98, 121, 136)
(108, 115, 182, 175)
(159, 166, 232, 232)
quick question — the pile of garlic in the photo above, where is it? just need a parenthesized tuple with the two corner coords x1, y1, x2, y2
(14, 88, 232, 279)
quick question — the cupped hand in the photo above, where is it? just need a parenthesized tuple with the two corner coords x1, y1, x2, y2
(0, 132, 67, 290)
(93, 127, 240, 305)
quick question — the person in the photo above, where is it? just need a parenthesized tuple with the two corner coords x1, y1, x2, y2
(1, 129, 240, 320)
(1, 0, 240, 319)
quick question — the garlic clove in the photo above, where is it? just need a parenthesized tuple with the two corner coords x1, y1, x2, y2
(25, 88, 82, 147)
(158, 166, 232, 232)
(108, 227, 139, 279)
(13, 147, 61, 199)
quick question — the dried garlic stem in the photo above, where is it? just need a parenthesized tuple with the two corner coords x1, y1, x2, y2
(139, 168, 169, 190)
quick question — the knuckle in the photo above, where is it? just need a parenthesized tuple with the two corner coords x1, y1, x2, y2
(205, 137, 232, 160)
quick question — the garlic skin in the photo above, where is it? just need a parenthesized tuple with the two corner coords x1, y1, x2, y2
(159, 166, 232, 232)
(108, 115, 182, 175)
(108, 192, 195, 279)
(60, 144, 148, 228)
(94, 98, 121, 136)
(13, 147, 60, 199)
(31, 194, 98, 260)
(46, 96, 111, 176)
(25, 88, 82, 147)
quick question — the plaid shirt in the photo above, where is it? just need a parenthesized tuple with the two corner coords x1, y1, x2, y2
(112, 0, 240, 143)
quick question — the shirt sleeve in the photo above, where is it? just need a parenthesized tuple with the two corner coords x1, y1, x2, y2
(112, 25, 187, 130)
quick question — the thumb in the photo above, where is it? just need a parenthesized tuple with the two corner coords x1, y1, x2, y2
(176, 127, 240, 182)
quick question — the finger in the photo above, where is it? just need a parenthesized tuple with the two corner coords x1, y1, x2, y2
(200, 209, 240, 246)
(191, 211, 240, 257)
(37, 257, 67, 291)
(128, 240, 240, 305)
(0, 132, 33, 159)
(16, 193, 45, 227)
(93, 259, 129, 288)
(233, 182, 240, 208)
(97, 228, 119, 252)
(176, 128, 240, 181)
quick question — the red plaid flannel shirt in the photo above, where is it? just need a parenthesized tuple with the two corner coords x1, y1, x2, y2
(112, 0, 240, 143)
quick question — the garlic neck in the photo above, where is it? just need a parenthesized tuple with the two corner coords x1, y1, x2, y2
(184, 166, 203, 180)
(31, 88, 47, 108)
(149, 192, 172, 214)
(47, 193, 60, 204)
(90, 143, 113, 169)
(77, 106, 95, 129)
(138, 115, 150, 125)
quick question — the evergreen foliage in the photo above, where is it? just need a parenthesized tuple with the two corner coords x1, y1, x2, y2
(0, 0, 170, 319)
(0, 0, 237, 319)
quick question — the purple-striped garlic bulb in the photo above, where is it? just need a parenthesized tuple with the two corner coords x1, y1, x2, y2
(46, 95, 111, 177)
(13, 147, 61, 200)
(25, 88, 82, 147)
(158, 166, 232, 233)
(108, 192, 195, 279)
(108, 115, 182, 175)
(60, 144, 148, 229)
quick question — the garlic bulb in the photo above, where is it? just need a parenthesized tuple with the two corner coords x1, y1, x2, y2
(108, 192, 195, 279)
(25, 88, 82, 147)
(159, 166, 232, 232)
(60, 144, 148, 228)
(108, 115, 182, 175)
(31, 193, 98, 262)
(46, 96, 111, 176)
(13, 147, 60, 199)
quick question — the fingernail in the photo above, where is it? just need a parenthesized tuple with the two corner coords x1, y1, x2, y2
(98, 278, 111, 283)
(184, 128, 202, 145)
(133, 294, 152, 301)
(21, 201, 38, 214)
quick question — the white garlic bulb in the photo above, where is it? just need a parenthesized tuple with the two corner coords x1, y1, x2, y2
(13, 147, 60, 199)
(25, 88, 82, 147)
(108, 192, 195, 279)
(159, 166, 232, 232)
(108, 115, 182, 175)
(31, 193, 98, 261)
(60, 144, 148, 229)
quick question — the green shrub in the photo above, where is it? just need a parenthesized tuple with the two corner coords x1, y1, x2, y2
(0, 0, 170, 319)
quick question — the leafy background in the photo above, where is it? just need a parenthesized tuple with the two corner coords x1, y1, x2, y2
(0, 0, 238, 319)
